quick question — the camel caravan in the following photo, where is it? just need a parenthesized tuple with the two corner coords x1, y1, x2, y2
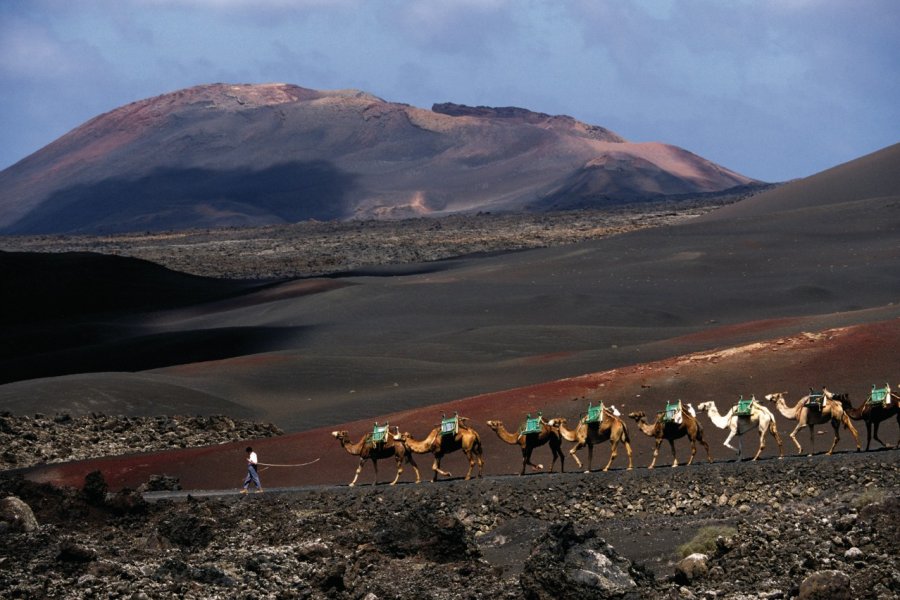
(331, 383, 898, 486)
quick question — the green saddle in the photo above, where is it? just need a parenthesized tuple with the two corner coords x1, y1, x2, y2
(521, 412, 544, 435)
(371, 422, 389, 444)
(807, 392, 825, 408)
(662, 401, 681, 422)
(585, 402, 605, 424)
(868, 385, 890, 405)
(736, 396, 753, 416)
(441, 413, 459, 436)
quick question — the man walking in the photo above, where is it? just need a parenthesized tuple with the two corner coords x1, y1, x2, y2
(241, 446, 263, 493)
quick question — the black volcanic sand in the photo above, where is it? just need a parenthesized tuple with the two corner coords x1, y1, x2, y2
(3, 189, 898, 434)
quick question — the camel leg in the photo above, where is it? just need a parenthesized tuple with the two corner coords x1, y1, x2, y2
(866, 421, 874, 451)
(896, 413, 900, 447)
(407, 453, 421, 484)
(349, 459, 366, 487)
(549, 438, 564, 473)
(570, 443, 585, 470)
(648, 439, 662, 469)
(602, 440, 616, 472)
(844, 416, 861, 451)
(826, 420, 840, 455)
(388, 456, 403, 485)
(767, 421, 784, 459)
(433, 454, 452, 481)
(722, 426, 739, 453)
(752, 427, 765, 461)
(460, 450, 474, 481)
(623, 439, 633, 470)
(788, 422, 804, 454)
(669, 438, 680, 468)
(587, 442, 595, 473)
(699, 432, 712, 463)
(462, 449, 476, 480)
(523, 446, 543, 474)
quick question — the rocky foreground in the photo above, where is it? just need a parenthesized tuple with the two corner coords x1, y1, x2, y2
(1, 443, 897, 599)
(0, 413, 282, 471)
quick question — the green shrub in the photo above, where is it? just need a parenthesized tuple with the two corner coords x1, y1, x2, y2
(677, 525, 738, 558)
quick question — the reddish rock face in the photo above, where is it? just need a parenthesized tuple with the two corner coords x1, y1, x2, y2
(0, 83, 756, 234)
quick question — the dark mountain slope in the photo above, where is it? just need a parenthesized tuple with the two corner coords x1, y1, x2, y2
(701, 142, 900, 220)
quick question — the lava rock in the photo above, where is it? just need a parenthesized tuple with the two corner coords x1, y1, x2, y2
(799, 569, 851, 600)
(0, 495, 38, 532)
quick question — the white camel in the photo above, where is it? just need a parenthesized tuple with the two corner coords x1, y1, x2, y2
(696, 398, 784, 461)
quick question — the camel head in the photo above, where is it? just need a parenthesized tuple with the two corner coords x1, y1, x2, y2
(695, 401, 713, 412)
(764, 392, 787, 403)
(546, 417, 566, 427)
(486, 420, 502, 432)
(392, 428, 410, 442)
(331, 430, 349, 442)
(627, 411, 645, 421)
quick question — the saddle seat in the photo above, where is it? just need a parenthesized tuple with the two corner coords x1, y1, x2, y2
(585, 402, 605, 424)
(440, 413, 460, 436)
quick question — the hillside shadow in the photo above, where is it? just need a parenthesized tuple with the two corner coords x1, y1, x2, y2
(0, 325, 310, 385)
(4, 161, 357, 234)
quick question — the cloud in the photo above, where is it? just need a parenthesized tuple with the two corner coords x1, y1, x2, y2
(0, 17, 108, 81)
(378, 0, 519, 56)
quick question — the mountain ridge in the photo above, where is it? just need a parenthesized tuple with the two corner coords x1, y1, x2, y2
(0, 82, 757, 234)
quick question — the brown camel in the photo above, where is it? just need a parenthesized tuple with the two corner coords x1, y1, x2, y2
(331, 429, 421, 487)
(627, 407, 712, 469)
(392, 419, 485, 481)
(763, 390, 860, 456)
(835, 384, 898, 451)
(696, 399, 784, 461)
(549, 408, 633, 472)
(486, 417, 564, 475)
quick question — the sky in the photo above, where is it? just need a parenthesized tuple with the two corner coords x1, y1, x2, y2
(1, 0, 898, 182)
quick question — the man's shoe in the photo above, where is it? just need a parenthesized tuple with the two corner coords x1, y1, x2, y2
(240, 489, 248, 494)
(255, 489, 264, 493)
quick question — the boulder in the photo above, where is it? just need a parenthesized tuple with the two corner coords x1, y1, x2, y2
(799, 570, 851, 600)
(675, 553, 709, 584)
(520, 522, 648, 599)
(0, 495, 38, 532)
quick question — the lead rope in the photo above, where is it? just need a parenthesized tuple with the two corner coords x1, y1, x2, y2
(255, 458, 320, 472)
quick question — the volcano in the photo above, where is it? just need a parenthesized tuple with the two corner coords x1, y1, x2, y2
(0, 83, 756, 234)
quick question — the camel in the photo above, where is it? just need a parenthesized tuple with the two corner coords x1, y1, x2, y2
(549, 407, 633, 472)
(331, 429, 421, 487)
(763, 390, 860, 456)
(627, 406, 712, 469)
(696, 398, 784, 461)
(486, 417, 564, 475)
(392, 419, 485, 482)
(835, 384, 899, 451)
